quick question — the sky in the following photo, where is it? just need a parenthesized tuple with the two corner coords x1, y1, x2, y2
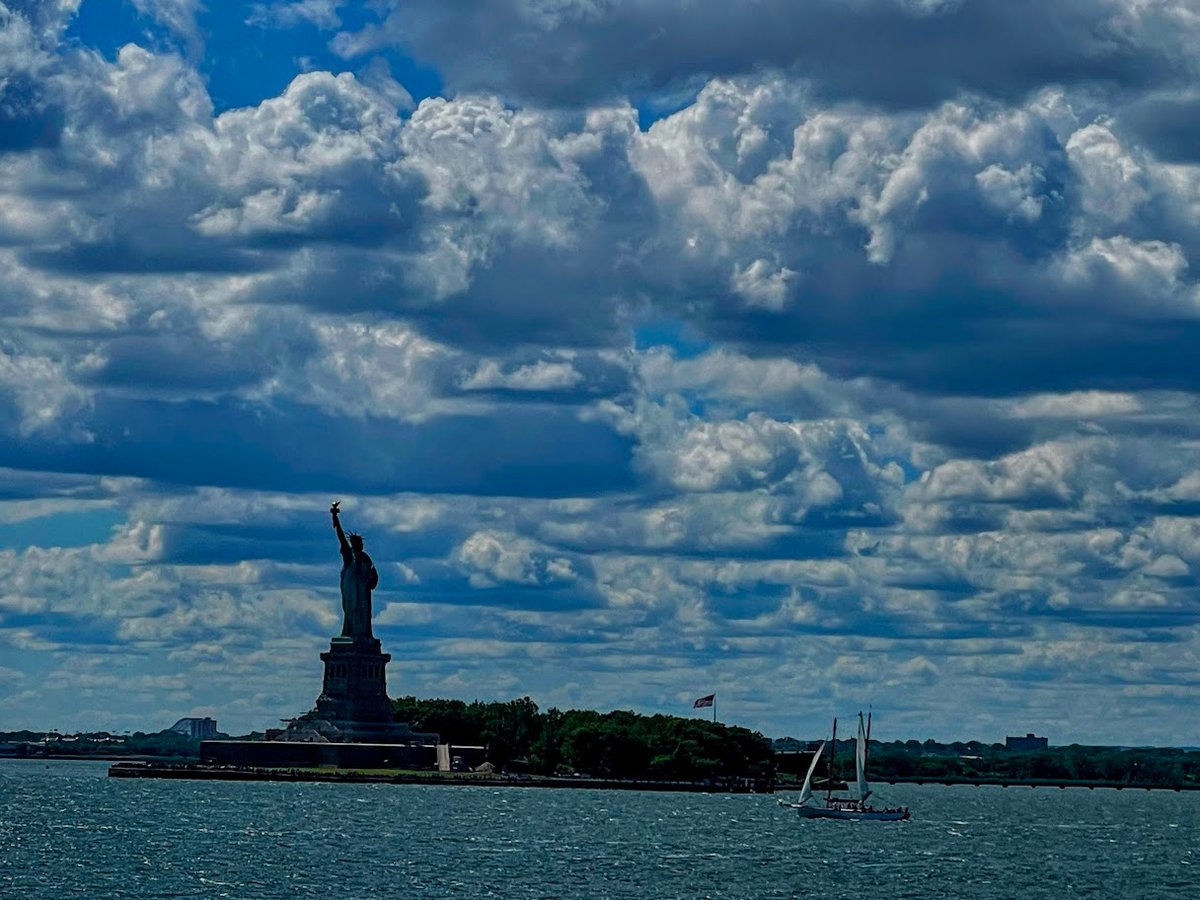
(2, 0, 1199, 745)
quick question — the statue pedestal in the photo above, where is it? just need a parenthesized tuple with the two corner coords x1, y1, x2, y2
(315, 636, 396, 739)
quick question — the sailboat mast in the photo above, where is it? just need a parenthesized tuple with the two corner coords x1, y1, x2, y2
(865, 710, 872, 768)
(827, 717, 837, 800)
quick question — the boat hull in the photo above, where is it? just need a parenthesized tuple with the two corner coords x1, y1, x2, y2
(778, 800, 910, 821)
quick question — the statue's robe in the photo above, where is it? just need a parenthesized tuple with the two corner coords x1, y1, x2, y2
(340, 548, 378, 639)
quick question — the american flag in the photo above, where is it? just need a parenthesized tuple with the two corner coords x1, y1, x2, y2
(693, 693, 715, 708)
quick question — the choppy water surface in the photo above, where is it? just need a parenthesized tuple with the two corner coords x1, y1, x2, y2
(1, 759, 1196, 898)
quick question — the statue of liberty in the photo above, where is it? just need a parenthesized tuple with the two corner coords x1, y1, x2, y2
(330, 501, 378, 639)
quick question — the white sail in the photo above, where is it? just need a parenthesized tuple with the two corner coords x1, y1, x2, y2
(782, 712, 909, 821)
(798, 740, 825, 805)
(854, 713, 871, 801)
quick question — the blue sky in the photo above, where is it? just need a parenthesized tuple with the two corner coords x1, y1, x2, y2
(2, 0, 1200, 744)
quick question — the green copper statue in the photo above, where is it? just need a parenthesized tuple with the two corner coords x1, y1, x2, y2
(330, 501, 378, 640)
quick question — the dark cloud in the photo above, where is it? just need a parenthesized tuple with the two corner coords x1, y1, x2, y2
(721, 286, 1200, 397)
(402, 583, 603, 613)
(23, 240, 273, 275)
(153, 521, 333, 566)
(1118, 92, 1200, 163)
(0, 468, 110, 501)
(0, 73, 64, 152)
(76, 324, 318, 393)
(334, 0, 1190, 109)
(0, 396, 636, 497)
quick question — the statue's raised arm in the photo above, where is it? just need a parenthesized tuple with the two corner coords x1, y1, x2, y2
(331, 500, 350, 561)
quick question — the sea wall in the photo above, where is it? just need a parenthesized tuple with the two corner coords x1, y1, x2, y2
(200, 740, 435, 769)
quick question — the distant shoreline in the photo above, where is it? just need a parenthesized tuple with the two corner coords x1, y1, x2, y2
(1, 752, 188, 763)
(100, 761, 1200, 793)
(880, 775, 1199, 792)
(106, 761, 772, 793)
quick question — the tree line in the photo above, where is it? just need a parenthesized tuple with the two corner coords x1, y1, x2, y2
(775, 737, 1200, 787)
(390, 696, 775, 780)
(0, 729, 201, 758)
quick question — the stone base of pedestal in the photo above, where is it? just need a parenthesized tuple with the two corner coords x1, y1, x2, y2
(271, 635, 439, 745)
(314, 636, 396, 735)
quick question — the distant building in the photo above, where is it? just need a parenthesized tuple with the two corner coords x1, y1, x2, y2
(170, 717, 218, 739)
(1005, 732, 1048, 752)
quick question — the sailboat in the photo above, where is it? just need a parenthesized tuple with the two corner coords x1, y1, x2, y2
(778, 712, 910, 821)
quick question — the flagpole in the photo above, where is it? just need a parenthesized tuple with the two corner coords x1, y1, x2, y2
(712, 696, 717, 724)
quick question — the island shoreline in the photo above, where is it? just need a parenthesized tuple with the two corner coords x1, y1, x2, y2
(103, 761, 1200, 792)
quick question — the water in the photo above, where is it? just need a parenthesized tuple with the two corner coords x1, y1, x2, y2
(1, 759, 1196, 898)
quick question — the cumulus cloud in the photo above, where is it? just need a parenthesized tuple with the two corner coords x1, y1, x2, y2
(0, 341, 92, 437)
(456, 530, 580, 588)
(3, 5, 1200, 742)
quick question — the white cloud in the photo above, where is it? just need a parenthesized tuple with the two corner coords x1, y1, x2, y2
(975, 163, 1045, 222)
(1009, 391, 1141, 420)
(131, 0, 205, 59)
(0, 344, 92, 437)
(730, 258, 797, 310)
(914, 441, 1087, 505)
(636, 349, 839, 416)
(461, 358, 584, 392)
(1066, 123, 1149, 227)
(1060, 237, 1192, 310)
(247, 0, 343, 30)
(285, 320, 450, 420)
(456, 530, 579, 588)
